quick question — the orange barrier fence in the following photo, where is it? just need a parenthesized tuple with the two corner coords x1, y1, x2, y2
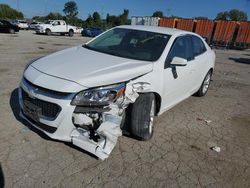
(158, 17, 250, 47)
(194, 19, 214, 42)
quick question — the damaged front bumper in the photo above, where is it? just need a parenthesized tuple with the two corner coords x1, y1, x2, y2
(19, 78, 142, 160)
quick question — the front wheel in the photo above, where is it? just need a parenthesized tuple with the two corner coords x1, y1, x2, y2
(130, 93, 155, 141)
(195, 70, 212, 97)
(45, 29, 51, 35)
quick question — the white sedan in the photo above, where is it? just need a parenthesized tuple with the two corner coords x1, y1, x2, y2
(19, 25, 215, 159)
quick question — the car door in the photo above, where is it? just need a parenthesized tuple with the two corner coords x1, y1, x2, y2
(59, 21, 67, 32)
(191, 35, 208, 90)
(0, 21, 8, 32)
(162, 35, 196, 110)
(0, 21, 4, 32)
(51, 21, 61, 32)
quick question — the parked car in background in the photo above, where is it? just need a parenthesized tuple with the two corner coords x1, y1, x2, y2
(0, 19, 19, 34)
(19, 25, 215, 159)
(35, 20, 76, 36)
(29, 22, 43, 30)
(13, 20, 29, 30)
(81, 27, 102, 37)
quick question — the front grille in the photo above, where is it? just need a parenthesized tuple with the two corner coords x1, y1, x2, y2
(21, 89, 61, 120)
(23, 111, 57, 133)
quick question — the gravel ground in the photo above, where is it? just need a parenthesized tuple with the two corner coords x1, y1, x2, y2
(0, 30, 250, 188)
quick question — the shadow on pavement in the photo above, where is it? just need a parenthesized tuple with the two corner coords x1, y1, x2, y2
(0, 164, 4, 188)
(229, 57, 250, 65)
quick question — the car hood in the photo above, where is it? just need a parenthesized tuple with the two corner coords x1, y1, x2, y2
(30, 46, 153, 88)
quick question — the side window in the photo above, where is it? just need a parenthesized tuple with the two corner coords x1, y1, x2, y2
(53, 21, 60, 26)
(192, 36, 206, 56)
(165, 36, 194, 66)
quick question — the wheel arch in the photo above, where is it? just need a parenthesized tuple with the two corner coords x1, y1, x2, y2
(153, 92, 161, 115)
(209, 67, 213, 74)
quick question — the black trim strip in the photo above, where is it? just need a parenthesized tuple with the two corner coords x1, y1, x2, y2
(22, 110, 57, 134)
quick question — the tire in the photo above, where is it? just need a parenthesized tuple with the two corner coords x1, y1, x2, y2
(68, 30, 74, 37)
(130, 93, 155, 141)
(195, 70, 212, 97)
(9, 28, 15, 34)
(45, 29, 51, 35)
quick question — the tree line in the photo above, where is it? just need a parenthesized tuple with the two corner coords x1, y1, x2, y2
(0, 4, 23, 19)
(28, 1, 130, 29)
(151, 9, 248, 21)
(0, 1, 248, 28)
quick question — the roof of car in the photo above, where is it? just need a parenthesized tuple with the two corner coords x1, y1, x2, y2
(116, 25, 193, 36)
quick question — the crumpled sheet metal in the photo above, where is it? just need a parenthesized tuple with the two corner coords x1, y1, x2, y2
(71, 106, 123, 160)
(70, 81, 151, 160)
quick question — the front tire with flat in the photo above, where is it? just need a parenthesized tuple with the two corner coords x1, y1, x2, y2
(130, 93, 155, 141)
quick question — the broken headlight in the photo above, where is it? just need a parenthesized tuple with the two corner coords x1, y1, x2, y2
(71, 83, 125, 106)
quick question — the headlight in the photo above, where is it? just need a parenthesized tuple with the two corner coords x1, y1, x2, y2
(71, 83, 125, 106)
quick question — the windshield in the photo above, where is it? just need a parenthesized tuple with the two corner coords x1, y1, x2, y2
(84, 28, 171, 61)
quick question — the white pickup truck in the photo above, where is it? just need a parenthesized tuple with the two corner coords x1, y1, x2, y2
(35, 20, 76, 36)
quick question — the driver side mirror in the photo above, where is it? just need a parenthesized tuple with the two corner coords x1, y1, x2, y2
(171, 57, 187, 66)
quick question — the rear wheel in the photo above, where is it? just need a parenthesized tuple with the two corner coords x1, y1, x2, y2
(46, 29, 51, 35)
(68, 30, 74, 37)
(130, 93, 155, 140)
(9, 28, 15, 34)
(195, 70, 212, 97)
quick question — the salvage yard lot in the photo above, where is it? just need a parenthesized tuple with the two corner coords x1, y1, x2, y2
(0, 30, 250, 188)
